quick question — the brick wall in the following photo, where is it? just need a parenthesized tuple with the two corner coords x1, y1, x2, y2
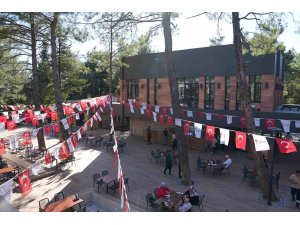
(229, 76, 237, 110)
(214, 76, 225, 110)
(138, 79, 147, 102)
(157, 78, 172, 107)
(260, 75, 275, 112)
(120, 80, 127, 101)
(198, 77, 205, 108)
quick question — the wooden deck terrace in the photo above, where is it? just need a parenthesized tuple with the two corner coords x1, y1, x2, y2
(11, 128, 300, 212)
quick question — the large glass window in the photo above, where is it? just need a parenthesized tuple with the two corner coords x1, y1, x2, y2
(225, 76, 230, 110)
(146, 79, 150, 104)
(177, 78, 199, 108)
(205, 77, 214, 109)
(249, 75, 261, 103)
(127, 79, 139, 99)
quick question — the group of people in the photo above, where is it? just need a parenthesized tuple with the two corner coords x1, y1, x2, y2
(146, 126, 177, 150)
(155, 182, 199, 212)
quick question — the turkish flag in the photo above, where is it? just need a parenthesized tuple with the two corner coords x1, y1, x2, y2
(45, 153, 53, 164)
(51, 111, 58, 121)
(0, 139, 6, 155)
(265, 119, 275, 130)
(146, 110, 152, 118)
(87, 119, 91, 127)
(161, 107, 168, 115)
(147, 104, 152, 111)
(276, 138, 297, 154)
(6, 121, 16, 130)
(23, 112, 31, 123)
(67, 115, 74, 125)
(240, 117, 247, 129)
(167, 116, 174, 126)
(28, 109, 33, 117)
(205, 125, 215, 142)
(181, 111, 185, 118)
(135, 101, 140, 109)
(63, 106, 70, 115)
(71, 134, 78, 148)
(22, 132, 32, 145)
(18, 169, 32, 195)
(217, 114, 225, 120)
(31, 116, 39, 126)
(53, 123, 60, 133)
(81, 126, 85, 135)
(40, 105, 45, 111)
(183, 121, 191, 135)
(235, 131, 247, 150)
(158, 114, 165, 126)
(43, 124, 51, 135)
(0, 116, 8, 123)
(80, 101, 88, 111)
(59, 142, 70, 160)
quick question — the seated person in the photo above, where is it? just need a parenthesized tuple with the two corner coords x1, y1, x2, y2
(184, 186, 200, 205)
(156, 182, 170, 199)
(220, 155, 232, 173)
(179, 196, 192, 212)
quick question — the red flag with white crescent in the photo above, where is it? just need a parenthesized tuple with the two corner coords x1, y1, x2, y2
(276, 138, 297, 154)
(22, 131, 32, 145)
(45, 153, 53, 164)
(167, 116, 174, 126)
(158, 114, 165, 126)
(51, 111, 58, 121)
(181, 110, 185, 118)
(59, 142, 70, 160)
(217, 114, 225, 120)
(18, 169, 32, 195)
(205, 125, 215, 142)
(135, 101, 140, 109)
(31, 116, 39, 126)
(161, 107, 168, 115)
(6, 121, 16, 130)
(183, 121, 191, 135)
(0, 138, 6, 155)
(146, 109, 152, 118)
(67, 115, 74, 125)
(235, 131, 247, 150)
(53, 123, 60, 133)
(71, 134, 78, 148)
(240, 117, 247, 129)
(264, 119, 275, 130)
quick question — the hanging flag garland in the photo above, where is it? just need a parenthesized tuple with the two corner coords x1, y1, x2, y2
(235, 131, 247, 150)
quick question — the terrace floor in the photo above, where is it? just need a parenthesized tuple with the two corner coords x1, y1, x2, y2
(8, 127, 300, 212)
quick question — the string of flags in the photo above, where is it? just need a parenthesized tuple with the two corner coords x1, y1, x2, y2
(109, 97, 130, 212)
(124, 99, 299, 154)
(0, 95, 109, 205)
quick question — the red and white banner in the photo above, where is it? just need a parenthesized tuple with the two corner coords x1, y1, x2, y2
(235, 131, 247, 150)
(18, 169, 32, 195)
(205, 125, 215, 142)
(183, 121, 191, 136)
(276, 138, 297, 154)
(22, 132, 32, 145)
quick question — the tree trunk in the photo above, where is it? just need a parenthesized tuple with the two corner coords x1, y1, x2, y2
(50, 13, 69, 142)
(232, 12, 277, 201)
(162, 12, 192, 186)
(30, 13, 46, 150)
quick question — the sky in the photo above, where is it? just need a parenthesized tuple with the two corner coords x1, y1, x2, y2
(71, 12, 300, 57)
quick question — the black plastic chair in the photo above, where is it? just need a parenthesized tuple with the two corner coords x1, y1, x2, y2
(192, 195, 205, 212)
(196, 157, 207, 176)
(54, 191, 65, 202)
(146, 193, 159, 211)
(101, 170, 108, 177)
(93, 173, 103, 190)
(151, 151, 161, 164)
(242, 166, 256, 186)
(107, 179, 119, 195)
(39, 198, 50, 212)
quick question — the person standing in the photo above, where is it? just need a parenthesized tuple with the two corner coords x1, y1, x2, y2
(147, 125, 152, 145)
(288, 170, 300, 208)
(164, 150, 173, 175)
(172, 131, 177, 150)
(163, 128, 168, 146)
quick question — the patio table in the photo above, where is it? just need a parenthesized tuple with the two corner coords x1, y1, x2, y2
(44, 195, 83, 212)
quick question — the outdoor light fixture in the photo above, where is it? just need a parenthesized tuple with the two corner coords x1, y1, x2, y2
(265, 82, 269, 89)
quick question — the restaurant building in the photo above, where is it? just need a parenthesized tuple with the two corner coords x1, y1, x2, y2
(120, 44, 284, 112)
